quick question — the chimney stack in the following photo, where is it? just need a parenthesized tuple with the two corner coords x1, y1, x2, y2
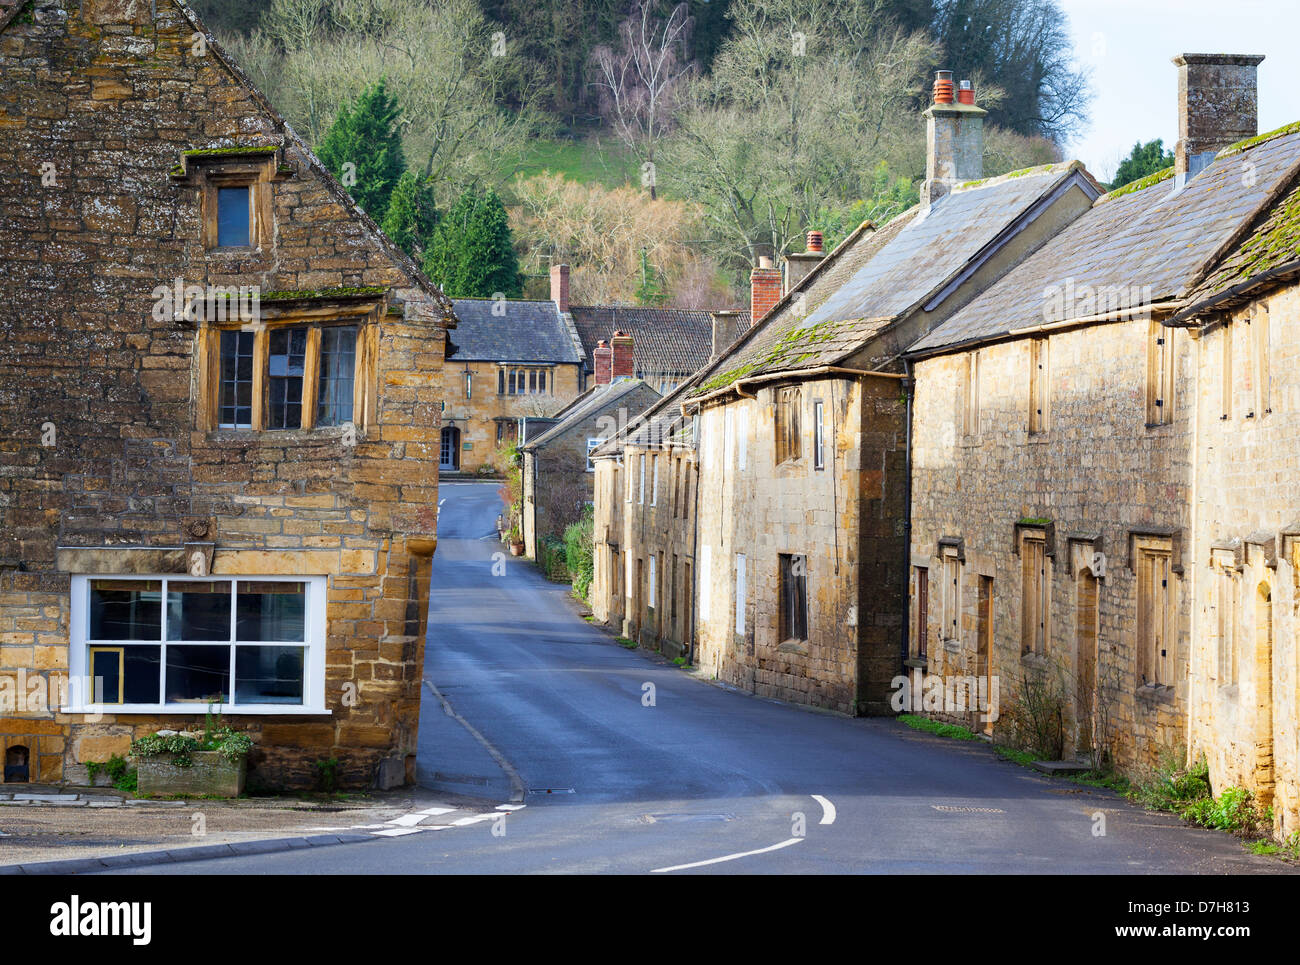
(710, 310, 743, 362)
(593, 339, 613, 385)
(921, 71, 986, 206)
(611, 331, 634, 381)
(550, 263, 570, 313)
(750, 255, 783, 323)
(784, 230, 826, 293)
(1173, 54, 1265, 180)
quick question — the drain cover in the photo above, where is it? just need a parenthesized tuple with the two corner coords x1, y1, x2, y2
(527, 787, 575, 795)
(931, 804, 1005, 814)
(642, 812, 735, 824)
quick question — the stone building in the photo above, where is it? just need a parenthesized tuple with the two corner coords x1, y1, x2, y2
(0, 0, 455, 788)
(590, 73, 1102, 713)
(905, 54, 1300, 822)
(520, 374, 659, 560)
(437, 294, 584, 474)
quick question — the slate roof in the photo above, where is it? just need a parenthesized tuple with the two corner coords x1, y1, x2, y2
(445, 298, 583, 364)
(569, 306, 750, 376)
(911, 127, 1300, 354)
(693, 162, 1097, 393)
(522, 378, 659, 451)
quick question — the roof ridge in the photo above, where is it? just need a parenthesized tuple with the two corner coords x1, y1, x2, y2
(955, 159, 1096, 194)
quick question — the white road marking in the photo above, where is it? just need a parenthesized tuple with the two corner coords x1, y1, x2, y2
(388, 813, 433, 827)
(650, 837, 804, 873)
(451, 813, 498, 826)
(812, 794, 836, 825)
(419, 806, 457, 816)
(371, 827, 428, 837)
(496, 803, 526, 811)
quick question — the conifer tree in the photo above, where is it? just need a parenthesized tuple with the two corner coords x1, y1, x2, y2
(422, 188, 523, 298)
(381, 171, 439, 260)
(316, 80, 406, 221)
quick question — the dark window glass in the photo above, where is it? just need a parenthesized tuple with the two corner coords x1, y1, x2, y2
(219, 330, 255, 428)
(165, 645, 230, 703)
(216, 186, 250, 247)
(538, 370, 546, 393)
(509, 370, 517, 394)
(780, 554, 808, 641)
(529, 370, 537, 392)
(90, 645, 161, 704)
(166, 581, 232, 641)
(235, 646, 304, 704)
(267, 327, 308, 429)
(236, 581, 306, 642)
(498, 368, 505, 394)
(89, 580, 161, 640)
(316, 326, 357, 427)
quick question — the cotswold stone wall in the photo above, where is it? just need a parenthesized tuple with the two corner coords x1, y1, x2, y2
(1190, 285, 1300, 839)
(0, 1, 446, 788)
(693, 376, 906, 715)
(618, 443, 700, 660)
(590, 458, 624, 628)
(910, 318, 1193, 772)
(438, 360, 582, 474)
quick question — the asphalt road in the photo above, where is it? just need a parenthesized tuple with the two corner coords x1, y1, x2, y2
(114, 482, 1286, 875)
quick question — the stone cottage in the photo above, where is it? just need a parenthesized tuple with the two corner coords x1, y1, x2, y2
(591, 72, 1104, 714)
(519, 371, 659, 560)
(0, 0, 455, 788)
(436, 291, 584, 474)
(905, 55, 1299, 816)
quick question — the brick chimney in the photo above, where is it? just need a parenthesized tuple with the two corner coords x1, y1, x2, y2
(921, 71, 986, 206)
(710, 310, 743, 362)
(784, 230, 825, 293)
(550, 263, 570, 313)
(750, 255, 783, 323)
(611, 331, 634, 381)
(1173, 54, 1265, 180)
(593, 339, 613, 385)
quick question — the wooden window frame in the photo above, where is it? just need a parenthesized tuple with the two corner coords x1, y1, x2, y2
(1251, 305, 1272, 418)
(1216, 558, 1238, 687)
(914, 566, 929, 660)
(197, 302, 381, 435)
(779, 553, 808, 642)
(964, 351, 981, 438)
(775, 387, 802, 464)
(1020, 532, 1049, 655)
(942, 549, 962, 645)
(198, 164, 276, 253)
(1146, 321, 1175, 426)
(1029, 338, 1050, 434)
(1135, 538, 1174, 687)
(813, 400, 825, 469)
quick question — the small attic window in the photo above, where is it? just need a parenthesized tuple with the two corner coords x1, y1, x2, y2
(217, 186, 251, 247)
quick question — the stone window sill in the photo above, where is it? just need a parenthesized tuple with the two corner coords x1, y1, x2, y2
(1136, 684, 1175, 706)
(1020, 650, 1052, 671)
(205, 426, 360, 446)
(777, 639, 808, 655)
(1216, 683, 1240, 699)
(903, 657, 928, 671)
(64, 705, 332, 716)
(943, 638, 961, 653)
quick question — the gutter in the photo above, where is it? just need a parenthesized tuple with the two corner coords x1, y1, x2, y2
(680, 365, 905, 414)
(1168, 257, 1300, 326)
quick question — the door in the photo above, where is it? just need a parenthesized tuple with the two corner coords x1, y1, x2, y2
(1075, 570, 1099, 755)
(977, 576, 993, 735)
(1256, 584, 1275, 807)
(439, 426, 460, 471)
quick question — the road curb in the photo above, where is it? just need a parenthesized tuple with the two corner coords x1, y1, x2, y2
(423, 678, 526, 803)
(0, 832, 377, 875)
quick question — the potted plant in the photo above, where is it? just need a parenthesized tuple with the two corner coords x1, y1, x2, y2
(131, 702, 253, 797)
(509, 523, 525, 556)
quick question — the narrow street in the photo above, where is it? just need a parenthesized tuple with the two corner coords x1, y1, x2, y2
(116, 484, 1282, 875)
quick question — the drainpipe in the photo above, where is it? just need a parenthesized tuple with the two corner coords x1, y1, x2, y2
(900, 358, 915, 675)
(689, 421, 702, 667)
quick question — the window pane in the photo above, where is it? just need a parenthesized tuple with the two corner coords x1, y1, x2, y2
(235, 646, 304, 704)
(89, 645, 161, 704)
(165, 645, 230, 703)
(166, 581, 232, 641)
(219, 330, 254, 427)
(216, 186, 250, 247)
(267, 327, 308, 429)
(539, 370, 546, 392)
(236, 581, 306, 642)
(317, 326, 357, 427)
(90, 580, 161, 640)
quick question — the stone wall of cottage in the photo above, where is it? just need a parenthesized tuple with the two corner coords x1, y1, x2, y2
(439, 361, 582, 474)
(0, 1, 444, 788)
(591, 457, 624, 628)
(1190, 286, 1300, 839)
(910, 318, 1193, 772)
(617, 443, 699, 660)
(693, 376, 906, 714)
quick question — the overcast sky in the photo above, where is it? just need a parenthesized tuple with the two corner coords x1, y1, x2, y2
(1058, 0, 1297, 181)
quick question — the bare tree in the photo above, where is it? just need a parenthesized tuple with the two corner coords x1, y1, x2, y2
(590, 1, 694, 200)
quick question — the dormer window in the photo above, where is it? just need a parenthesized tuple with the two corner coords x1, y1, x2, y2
(217, 186, 251, 247)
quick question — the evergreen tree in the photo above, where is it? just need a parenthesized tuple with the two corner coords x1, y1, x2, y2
(1111, 139, 1175, 189)
(316, 80, 406, 221)
(381, 171, 439, 260)
(422, 188, 523, 299)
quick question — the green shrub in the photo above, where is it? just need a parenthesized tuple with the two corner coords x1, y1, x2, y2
(535, 535, 570, 581)
(1180, 786, 1267, 835)
(1129, 752, 1211, 812)
(563, 506, 594, 601)
(313, 758, 341, 792)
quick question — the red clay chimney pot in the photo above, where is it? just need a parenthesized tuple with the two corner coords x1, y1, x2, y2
(933, 70, 954, 105)
(957, 80, 975, 105)
(806, 230, 824, 254)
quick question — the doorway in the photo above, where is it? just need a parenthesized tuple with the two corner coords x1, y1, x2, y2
(1256, 583, 1275, 807)
(440, 426, 461, 471)
(976, 576, 993, 735)
(1075, 570, 1099, 756)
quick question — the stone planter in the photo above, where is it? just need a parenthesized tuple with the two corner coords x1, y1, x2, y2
(137, 750, 246, 797)
(510, 541, 525, 556)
